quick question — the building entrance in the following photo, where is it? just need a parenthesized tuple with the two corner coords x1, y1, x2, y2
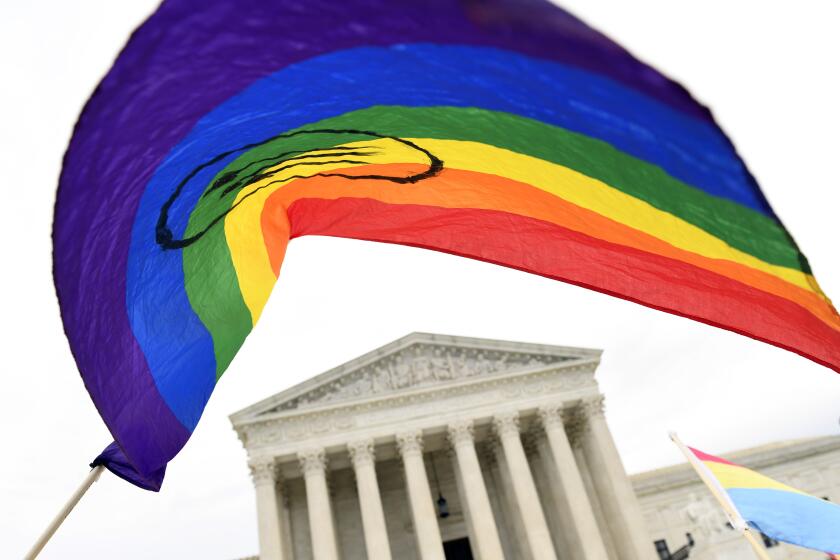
(443, 537, 474, 560)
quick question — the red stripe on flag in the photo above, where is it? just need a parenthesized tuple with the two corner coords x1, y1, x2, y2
(286, 197, 840, 373)
(688, 447, 735, 465)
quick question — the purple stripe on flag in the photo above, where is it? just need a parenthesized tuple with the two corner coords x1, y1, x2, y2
(53, 0, 715, 478)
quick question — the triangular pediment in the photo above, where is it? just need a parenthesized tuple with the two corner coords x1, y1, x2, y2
(232, 333, 600, 421)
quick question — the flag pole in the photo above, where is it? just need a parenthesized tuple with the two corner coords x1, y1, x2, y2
(24, 465, 106, 560)
(669, 432, 771, 560)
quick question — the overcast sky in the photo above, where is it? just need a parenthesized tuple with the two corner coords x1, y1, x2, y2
(2, 2, 839, 558)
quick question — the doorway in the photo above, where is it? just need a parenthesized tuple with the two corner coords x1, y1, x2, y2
(443, 537, 474, 560)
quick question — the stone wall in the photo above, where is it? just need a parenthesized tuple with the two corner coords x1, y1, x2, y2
(633, 436, 840, 560)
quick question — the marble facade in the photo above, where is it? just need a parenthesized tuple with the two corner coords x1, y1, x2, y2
(232, 333, 840, 560)
(231, 333, 653, 560)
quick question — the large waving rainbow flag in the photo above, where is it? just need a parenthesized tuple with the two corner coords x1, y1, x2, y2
(53, 0, 840, 489)
(687, 446, 840, 554)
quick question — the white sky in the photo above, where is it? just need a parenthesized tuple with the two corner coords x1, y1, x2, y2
(2, 1, 839, 558)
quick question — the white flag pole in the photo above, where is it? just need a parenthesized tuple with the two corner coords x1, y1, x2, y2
(669, 432, 771, 560)
(24, 465, 106, 560)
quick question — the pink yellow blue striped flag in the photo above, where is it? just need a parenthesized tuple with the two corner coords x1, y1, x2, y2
(685, 444, 840, 554)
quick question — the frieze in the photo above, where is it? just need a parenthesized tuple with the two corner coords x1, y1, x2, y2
(241, 411, 357, 447)
(237, 364, 597, 451)
(266, 343, 576, 412)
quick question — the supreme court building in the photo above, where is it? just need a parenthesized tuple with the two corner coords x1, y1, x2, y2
(230, 333, 652, 560)
(230, 333, 840, 560)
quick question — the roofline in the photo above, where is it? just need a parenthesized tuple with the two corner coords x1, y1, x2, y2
(229, 332, 602, 423)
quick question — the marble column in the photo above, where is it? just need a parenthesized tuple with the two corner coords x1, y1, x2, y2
(571, 437, 618, 560)
(494, 411, 558, 560)
(491, 439, 534, 560)
(299, 448, 340, 560)
(538, 405, 609, 560)
(479, 445, 518, 560)
(396, 431, 446, 560)
(523, 430, 570, 555)
(448, 447, 479, 555)
(577, 397, 653, 560)
(348, 439, 392, 560)
(249, 458, 288, 560)
(447, 420, 505, 560)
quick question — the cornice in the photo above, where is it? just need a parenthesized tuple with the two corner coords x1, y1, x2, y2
(230, 333, 601, 424)
(234, 361, 599, 451)
(236, 358, 598, 432)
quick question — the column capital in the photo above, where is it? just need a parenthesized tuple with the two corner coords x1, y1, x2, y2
(494, 412, 557, 558)
(486, 434, 503, 457)
(564, 407, 588, 449)
(348, 439, 375, 468)
(447, 419, 475, 448)
(581, 395, 606, 418)
(493, 410, 521, 439)
(521, 430, 540, 456)
(564, 396, 605, 448)
(478, 441, 497, 467)
(537, 404, 565, 430)
(396, 430, 424, 458)
(248, 457, 279, 487)
(298, 448, 328, 476)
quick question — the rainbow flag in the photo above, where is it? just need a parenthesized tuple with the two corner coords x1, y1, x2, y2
(52, 0, 840, 489)
(688, 446, 840, 554)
